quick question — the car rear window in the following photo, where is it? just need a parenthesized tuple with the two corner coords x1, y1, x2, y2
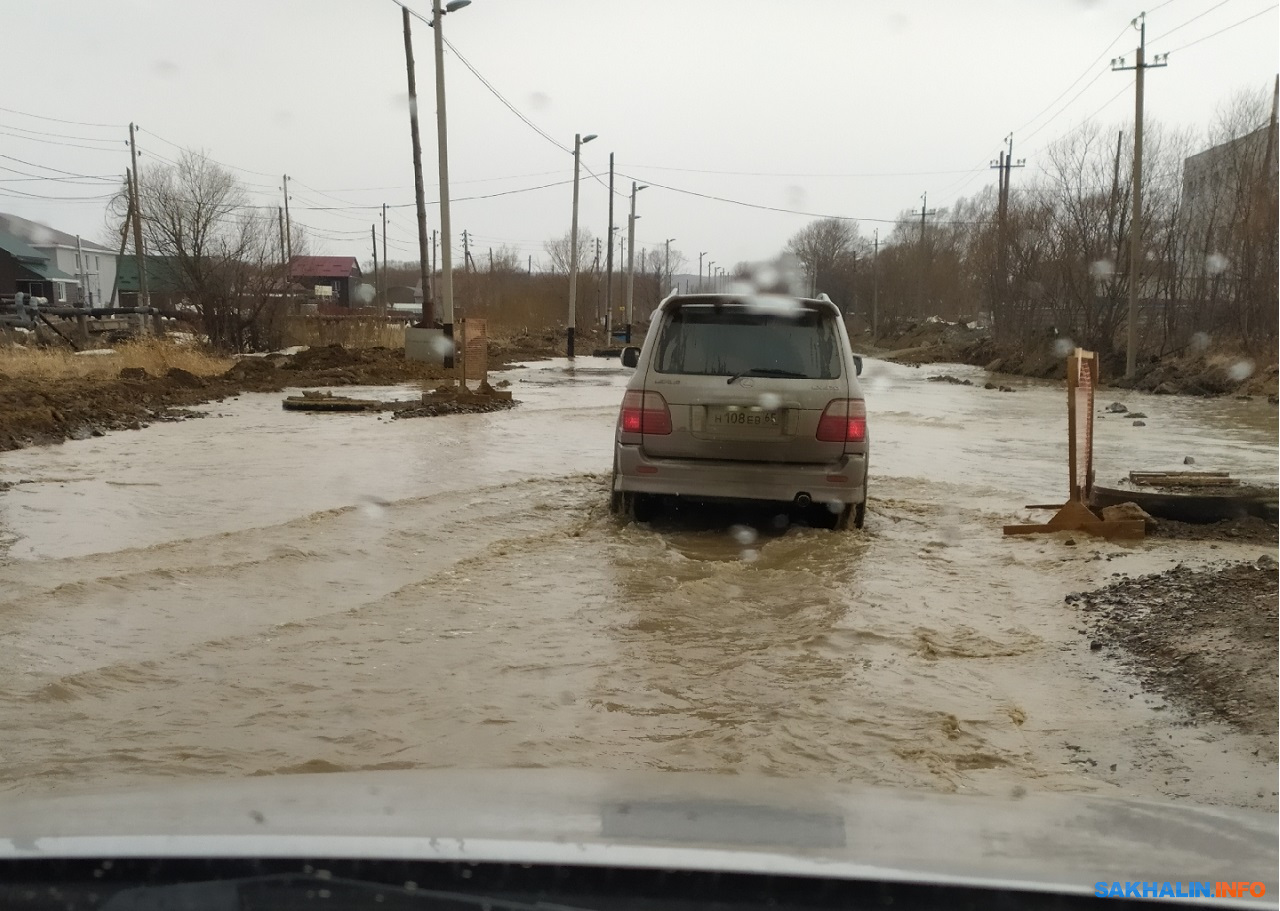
(652, 303, 843, 379)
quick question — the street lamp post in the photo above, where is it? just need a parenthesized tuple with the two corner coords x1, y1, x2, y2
(707, 261, 715, 293)
(567, 131, 597, 359)
(429, 0, 470, 366)
(624, 181, 647, 344)
(698, 251, 707, 290)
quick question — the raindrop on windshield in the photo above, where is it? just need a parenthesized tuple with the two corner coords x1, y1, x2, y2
(826, 499, 845, 515)
(1053, 337, 1075, 357)
(1228, 359, 1254, 381)
(1190, 331, 1211, 352)
(429, 334, 456, 358)
(354, 283, 376, 305)
(1088, 259, 1115, 279)
(730, 524, 757, 546)
(758, 392, 782, 410)
(1205, 252, 1230, 275)
(740, 548, 759, 563)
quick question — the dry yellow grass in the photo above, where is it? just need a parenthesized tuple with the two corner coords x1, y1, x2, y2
(0, 338, 233, 381)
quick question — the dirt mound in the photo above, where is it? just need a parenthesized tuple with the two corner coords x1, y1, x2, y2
(1074, 560, 1278, 744)
(0, 344, 461, 452)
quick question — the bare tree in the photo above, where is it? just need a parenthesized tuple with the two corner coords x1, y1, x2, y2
(786, 218, 864, 311)
(109, 150, 301, 351)
(542, 228, 595, 274)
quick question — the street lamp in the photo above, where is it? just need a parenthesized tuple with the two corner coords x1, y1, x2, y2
(698, 251, 707, 291)
(429, 0, 470, 364)
(707, 261, 715, 293)
(567, 131, 597, 359)
(624, 181, 647, 343)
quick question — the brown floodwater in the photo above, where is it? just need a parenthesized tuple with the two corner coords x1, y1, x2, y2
(1, 357, 1275, 809)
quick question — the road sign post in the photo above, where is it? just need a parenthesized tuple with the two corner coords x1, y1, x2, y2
(1004, 349, 1145, 539)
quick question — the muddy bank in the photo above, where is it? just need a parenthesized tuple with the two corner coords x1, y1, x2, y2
(1, 344, 531, 452)
(1073, 559, 1278, 748)
(865, 321, 1279, 400)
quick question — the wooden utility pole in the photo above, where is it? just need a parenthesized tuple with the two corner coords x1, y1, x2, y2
(381, 203, 388, 308)
(871, 229, 879, 341)
(108, 181, 133, 307)
(1112, 13, 1167, 377)
(462, 229, 471, 271)
(402, 6, 434, 326)
(912, 191, 938, 319)
(281, 174, 293, 266)
(127, 127, 149, 309)
(989, 134, 1025, 333)
(371, 224, 379, 308)
(431, 229, 438, 302)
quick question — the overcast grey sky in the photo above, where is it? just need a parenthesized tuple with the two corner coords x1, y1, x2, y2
(3, 0, 1276, 270)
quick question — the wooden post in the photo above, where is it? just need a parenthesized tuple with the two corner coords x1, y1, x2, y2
(1004, 349, 1144, 539)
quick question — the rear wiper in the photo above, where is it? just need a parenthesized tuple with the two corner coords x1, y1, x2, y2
(727, 367, 808, 384)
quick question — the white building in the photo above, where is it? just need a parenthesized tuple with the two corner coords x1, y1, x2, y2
(0, 212, 118, 306)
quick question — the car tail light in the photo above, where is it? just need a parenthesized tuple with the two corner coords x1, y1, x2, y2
(620, 390, 672, 435)
(816, 399, 867, 443)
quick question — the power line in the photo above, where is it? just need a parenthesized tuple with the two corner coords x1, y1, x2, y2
(0, 105, 117, 129)
(619, 164, 990, 178)
(0, 128, 124, 152)
(1013, 24, 1130, 137)
(614, 171, 992, 227)
(1164, 3, 1277, 53)
(1150, 0, 1235, 42)
(0, 121, 124, 144)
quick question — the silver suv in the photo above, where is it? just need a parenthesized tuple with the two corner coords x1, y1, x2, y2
(610, 293, 869, 529)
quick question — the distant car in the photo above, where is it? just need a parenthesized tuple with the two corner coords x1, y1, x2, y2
(610, 293, 869, 529)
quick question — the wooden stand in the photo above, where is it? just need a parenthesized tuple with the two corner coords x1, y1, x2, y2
(1003, 349, 1145, 540)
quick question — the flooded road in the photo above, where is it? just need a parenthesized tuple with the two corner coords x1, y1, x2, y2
(1, 357, 1276, 808)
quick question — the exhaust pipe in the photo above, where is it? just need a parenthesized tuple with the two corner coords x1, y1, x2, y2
(794, 492, 812, 508)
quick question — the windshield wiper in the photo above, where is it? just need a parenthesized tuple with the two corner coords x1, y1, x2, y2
(727, 367, 809, 384)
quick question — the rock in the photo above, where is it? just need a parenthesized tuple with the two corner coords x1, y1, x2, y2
(1106, 402, 1128, 413)
(1101, 502, 1157, 531)
(165, 367, 206, 389)
(1183, 456, 1195, 465)
(1153, 382, 1180, 395)
(1258, 554, 1278, 568)
(983, 382, 996, 390)
(1268, 394, 1278, 406)
(1132, 420, 1146, 426)
(1127, 412, 1147, 419)
(119, 367, 149, 381)
(1090, 640, 1103, 651)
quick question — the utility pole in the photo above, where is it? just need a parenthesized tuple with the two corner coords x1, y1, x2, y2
(127, 125, 149, 309)
(912, 191, 938, 319)
(278, 207, 287, 271)
(664, 238, 674, 293)
(488, 247, 493, 273)
(528, 254, 532, 275)
(989, 134, 1025, 334)
(108, 181, 133, 307)
(462, 230, 471, 272)
(431, 229, 438, 303)
(381, 203, 388, 309)
(871, 229, 879, 341)
(281, 174, 293, 269)
(371, 224, 379, 310)
(1112, 12, 1168, 378)
(401, 6, 434, 328)
(625, 181, 644, 343)
(605, 152, 615, 337)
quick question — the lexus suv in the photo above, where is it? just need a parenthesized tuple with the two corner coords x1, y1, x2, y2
(610, 293, 869, 529)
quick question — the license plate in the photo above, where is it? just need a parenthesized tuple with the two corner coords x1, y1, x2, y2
(708, 406, 781, 432)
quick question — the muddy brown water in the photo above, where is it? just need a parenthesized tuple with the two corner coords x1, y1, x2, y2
(1, 358, 1276, 809)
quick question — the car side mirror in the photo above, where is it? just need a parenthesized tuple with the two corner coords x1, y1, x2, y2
(852, 355, 863, 376)
(621, 346, 641, 368)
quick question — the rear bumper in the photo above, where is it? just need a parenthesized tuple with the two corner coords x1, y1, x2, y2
(615, 444, 866, 506)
